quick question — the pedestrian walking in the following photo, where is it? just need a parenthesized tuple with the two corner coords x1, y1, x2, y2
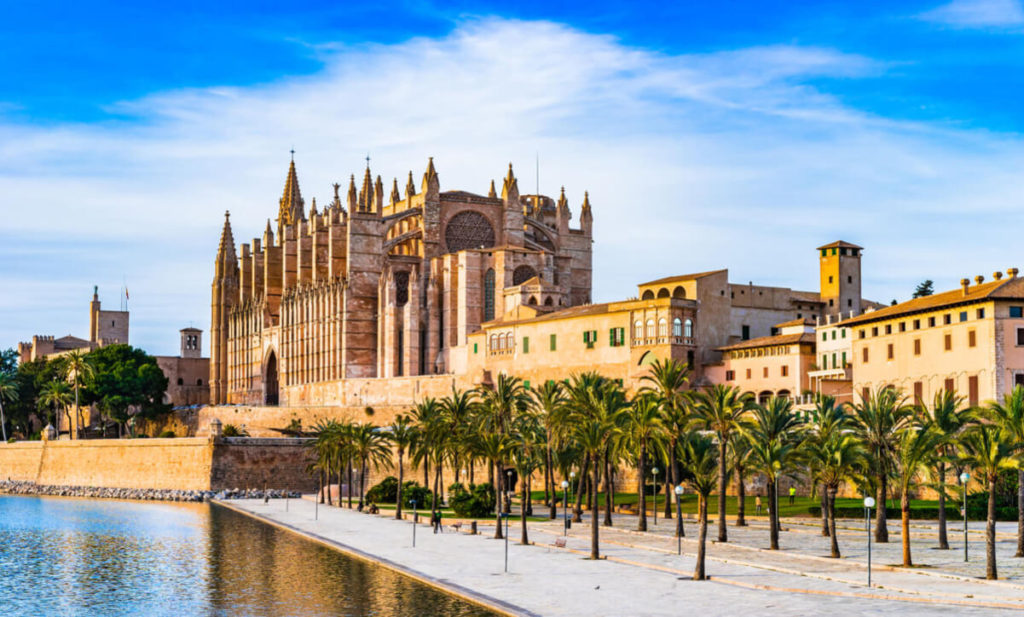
(755, 494, 763, 516)
(788, 486, 796, 505)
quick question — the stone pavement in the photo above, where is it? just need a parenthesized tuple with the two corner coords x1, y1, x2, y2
(219, 498, 1024, 616)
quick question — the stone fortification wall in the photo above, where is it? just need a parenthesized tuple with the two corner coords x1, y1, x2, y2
(0, 438, 315, 492)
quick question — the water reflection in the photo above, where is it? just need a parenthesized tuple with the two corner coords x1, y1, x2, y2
(0, 496, 496, 617)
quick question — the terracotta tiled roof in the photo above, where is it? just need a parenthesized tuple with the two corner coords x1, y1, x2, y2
(717, 332, 816, 352)
(842, 277, 1024, 327)
(817, 240, 863, 250)
(639, 269, 727, 287)
(774, 318, 816, 329)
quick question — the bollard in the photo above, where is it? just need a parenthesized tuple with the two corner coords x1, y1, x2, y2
(470, 521, 477, 535)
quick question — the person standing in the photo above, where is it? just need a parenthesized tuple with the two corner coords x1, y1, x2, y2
(788, 486, 796, 506)
(755, 494, 763, 516)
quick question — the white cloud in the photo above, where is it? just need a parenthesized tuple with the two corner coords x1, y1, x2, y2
(920, 0, 1024, 28)
(2, 17, 1023, 354)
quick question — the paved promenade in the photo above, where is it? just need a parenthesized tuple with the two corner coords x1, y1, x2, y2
(219, 498, 1024, 617)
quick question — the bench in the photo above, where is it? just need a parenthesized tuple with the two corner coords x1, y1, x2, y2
(554, 538, 567, 548)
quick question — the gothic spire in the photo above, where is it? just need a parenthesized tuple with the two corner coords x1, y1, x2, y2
(359, 165, 373, 211)
(278, 158, 305, 237)
(501, 162, 519, 202)
(390, 178, 401, 204)
(347, 174, 357, 211)
(216, 211, 238, 275)
(421, 157, 439, 195)
(309, 197, 318, 218)
(488, 179, 497, 199)
(406, 171, 416, 198)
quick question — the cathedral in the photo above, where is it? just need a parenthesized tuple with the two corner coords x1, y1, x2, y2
(210, 157, 594, 406)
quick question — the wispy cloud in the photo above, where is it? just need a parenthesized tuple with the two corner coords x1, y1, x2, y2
(919, 0, 1024, 29)
(1, 18, 1023, 354)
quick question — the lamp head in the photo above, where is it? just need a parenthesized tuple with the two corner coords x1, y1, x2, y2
(864, 497, 875, 508)
(959, 471, 970, 483)
(652, 467, 659, 475)
(674, 485, 684, 496)
(560, 480, 569, 489)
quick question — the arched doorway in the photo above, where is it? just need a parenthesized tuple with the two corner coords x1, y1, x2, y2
(265, 350, 279, 405)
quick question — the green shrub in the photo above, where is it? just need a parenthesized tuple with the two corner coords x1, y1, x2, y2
(158, 430, 176, 438)
(449, 482, 496, 517)
(222, 424, 248, 437)
(364, 476, 432, 508)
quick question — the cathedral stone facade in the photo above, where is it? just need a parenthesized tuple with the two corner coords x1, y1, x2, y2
(211, 158, 593, 406)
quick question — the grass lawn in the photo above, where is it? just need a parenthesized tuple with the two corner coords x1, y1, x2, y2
(529, 490, 950, 518)
(369, 502, 549, 522)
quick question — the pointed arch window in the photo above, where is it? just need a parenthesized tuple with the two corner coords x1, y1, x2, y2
(646, 319, 655, 338)
(684, 318, 693, 338)
(672, 317, 683, 337)
(658, 318, 668, 337)
(634, 320, 643, 340)
(483, 269, 495, 322)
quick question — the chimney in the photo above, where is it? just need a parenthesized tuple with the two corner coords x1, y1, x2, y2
(961, 278, 970, 296)
(975, 275, 985, 286)
(1009, 268, 1019, 279)
(994, 271, 1003, 281)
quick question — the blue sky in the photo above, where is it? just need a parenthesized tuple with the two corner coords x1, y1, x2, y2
(2, 0, 1024, 355)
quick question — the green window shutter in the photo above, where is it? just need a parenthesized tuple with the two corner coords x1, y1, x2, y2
(550, 334, 557, 351)
(609, 328, 615, 346)
(842, 352, 847, 367)
(523, 337, 529, 353)
(473, 343, 478, 354)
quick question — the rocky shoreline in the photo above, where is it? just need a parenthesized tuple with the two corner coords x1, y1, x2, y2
(0, 480, 301, 503)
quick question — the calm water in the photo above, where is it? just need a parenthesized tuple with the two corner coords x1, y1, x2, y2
(0, 496, 497, 617)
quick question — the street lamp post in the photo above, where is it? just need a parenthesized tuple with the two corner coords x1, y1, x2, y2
(652, 467, 659, 525)
(569, 470, 577, 520)
(561, 480, 569, 535)
(505, 470, 513, 573)
(960, 471, 970, 563)
(674, 485, 684, 554)
(864, 496, 875, 587)
(412, 498, 417, 547)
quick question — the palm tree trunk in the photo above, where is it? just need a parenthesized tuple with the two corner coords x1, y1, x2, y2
(547, 446, 556, 519)
(1016, 468, 1024, 557)
(901, 488, 912, 566)
(735, 466, 746, 527)
(348, 461, 354, 508)
(573, 455, 588, 523)
(590, 454, 600, 560)
(424, 459, 430, 488)
(664, 469, 672, 519)
(828, 486, 840, 558)
(521, 478, 529, 545)
(987, 475, 998, 580)
(319, 469, 326, 504)
(494, 460, 504, 540)
(73, 383, 79, 440)
(396, 451, 405, 520)
(768, 478, 779, 550)
(360, 460, 368, 509)
(717, 436, 728, 542)
(695, 495, 708, 580)
(638, 445, 647, 531)
(875, 475, 889, 543)
(432, 461, 441, 520)
(938, 460, 949, 549)
(327, 463, 334, 506)
(603, 455, 613, 527)
(820, 486, 829, 536)
(0, 397, 7, 442)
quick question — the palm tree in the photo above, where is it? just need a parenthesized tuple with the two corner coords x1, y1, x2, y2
(851, 388, 912, 543)
(351, 423, 393, 509)
(985, 385, 1024, 557)
(729, 433, 753, 527)
(678, 432, 718, 581)
(530, 379, 567, 519)
(692, 384, 751, 542)
(806, 396, 849, 537)
(477, 432, 512, 539)
(640, 358, 691, 527)
(959, 425, 1019, 579)
(926, 389, 971, 550)
(477, 374, 529, 514)
(0, 372, 18, 442)
(893, 421, 944, 566)
(38, 380, 72, 435)
(627, 392, 667, 531)
(439, 386, 476, 476)
(388, 414, 418, 519)
(807, 432, 866, 557)
(63, 350, 93, 439)
(569, 376, 628, 559)
(510, 411, 543, 545)
(742, 396, 803, 550)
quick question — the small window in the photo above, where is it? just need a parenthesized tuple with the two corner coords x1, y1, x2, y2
(887, 344, 894, 360)
(781, 365, 789, 377)
(859, 329, 866, 339)
(523, 337, 529, 354)
(634, 320, 643, 340)
(763, 367, 769, 378)
(673, 318, 683, 337)
(872, 327, 878, 337)
(914, 338, 921, 356)
(899, 322, 906, 333)
(847, 299, 853, 307)
(944, 334, 952, 351)
(831, 330, 837, 340)
(960, 311, 968, 322)
(550, 334, 557, 351)
(977, 308, 986, 319)
(944, 314, 951, 325)
(646, 319, 655, 338)
(862, 347, 869, 363)
(658, 319, 668, 338)
(913, 381, 923, 406)
(928, 317, 936, 328)
(1010, 306, 1023, 318)
(746, 368, 752, 379)
(828, 275, 834, 284)
(684, 319, 693, 338)
(725, 370, 735, 381)
(1017, 328, 1024, 347)
(841, 329, 846, 338)
(742, 325, 750, 340)
(821, 355, 828, 369)
(913, 319, 921, 330)
(945, 378, 955, 394)
(841, 351, 847, 367)
(884, 325, 892, 335)
(969, 330, 977, 347)
(177, 378, 184, 386)
(196, 379, 203, 386)
(822, 332, 827, 342)
(847, 275, 853, 283)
